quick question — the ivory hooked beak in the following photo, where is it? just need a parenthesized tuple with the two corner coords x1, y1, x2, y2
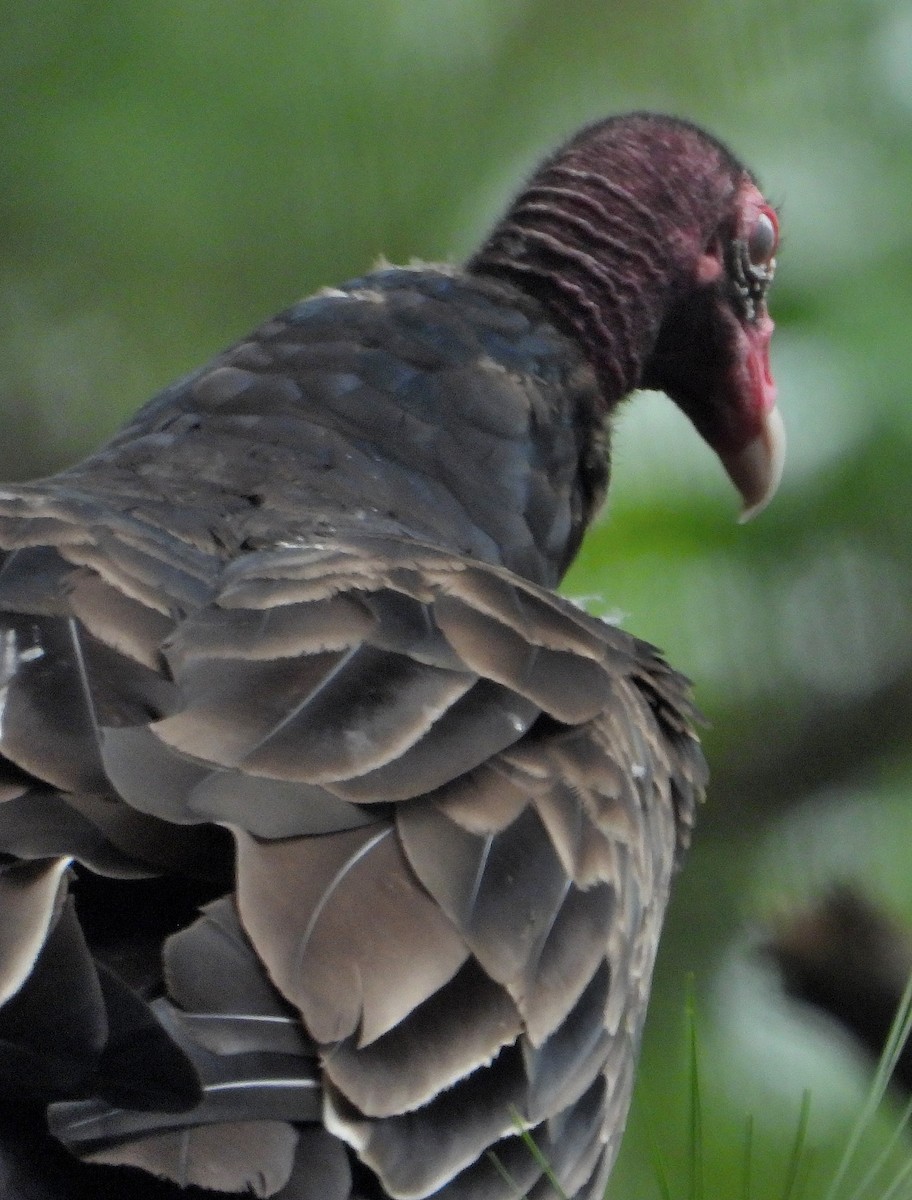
(724, 404, 786, 522)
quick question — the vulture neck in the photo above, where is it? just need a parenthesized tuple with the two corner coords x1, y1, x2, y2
(468, 166, 687, 413)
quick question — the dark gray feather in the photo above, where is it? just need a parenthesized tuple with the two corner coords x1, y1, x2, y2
(0, 255, 710, 1200)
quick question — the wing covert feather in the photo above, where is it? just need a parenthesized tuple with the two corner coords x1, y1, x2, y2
(0, 512, 706, 1200)
(234, 823, 470, 1046)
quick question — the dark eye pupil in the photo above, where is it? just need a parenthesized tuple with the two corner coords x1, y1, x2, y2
(748, 213, 777, 265)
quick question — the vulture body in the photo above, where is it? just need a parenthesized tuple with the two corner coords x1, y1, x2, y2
(0, 114, 782, 1199)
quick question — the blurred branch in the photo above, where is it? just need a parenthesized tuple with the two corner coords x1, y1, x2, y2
(766, 886, 912, 1095)
(706, 661, 912, 836)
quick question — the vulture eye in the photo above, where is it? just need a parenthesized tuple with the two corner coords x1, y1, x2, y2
(747, 208, 778, 267)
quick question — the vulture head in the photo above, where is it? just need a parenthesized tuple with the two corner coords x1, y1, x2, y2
(470, 111, 784, 519)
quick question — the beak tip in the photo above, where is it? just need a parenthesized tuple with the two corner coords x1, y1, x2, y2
(737, 501, 766, 525)
(730, 405, 787, 523)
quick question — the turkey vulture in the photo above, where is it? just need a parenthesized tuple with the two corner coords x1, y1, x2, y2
(0, 113, 782, 1199)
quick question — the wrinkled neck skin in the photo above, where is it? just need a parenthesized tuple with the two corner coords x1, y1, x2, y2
(469, 132, 739, 415)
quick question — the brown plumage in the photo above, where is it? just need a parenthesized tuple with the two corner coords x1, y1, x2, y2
(0, 113, 780, 1199)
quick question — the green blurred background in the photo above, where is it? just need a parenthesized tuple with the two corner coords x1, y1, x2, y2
(3, 1, 911, 1194)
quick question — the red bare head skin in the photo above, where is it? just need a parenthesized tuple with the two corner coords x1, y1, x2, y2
(469, 112, 784, 519)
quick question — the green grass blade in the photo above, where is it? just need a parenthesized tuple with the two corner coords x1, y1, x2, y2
(502, 1109, 569, 1200)
(515, 1126, 569, 1199)
(741, 1112, 754, 1200)
(843, 1090, 912, 1200)
(640, 1088, 675, 1200)
(487, 1150, 530, 1199)
(875, 1152, 912, 1200)
(824, 968, 912, 1200)
(686, 980, 704, 1200)
(780, 1090, 812, 1200)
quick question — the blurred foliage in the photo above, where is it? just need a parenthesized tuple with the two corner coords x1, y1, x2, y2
(3, 0, 912, 1195)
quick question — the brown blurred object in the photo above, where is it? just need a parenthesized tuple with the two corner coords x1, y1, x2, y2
(768, 886, 912, 1094)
